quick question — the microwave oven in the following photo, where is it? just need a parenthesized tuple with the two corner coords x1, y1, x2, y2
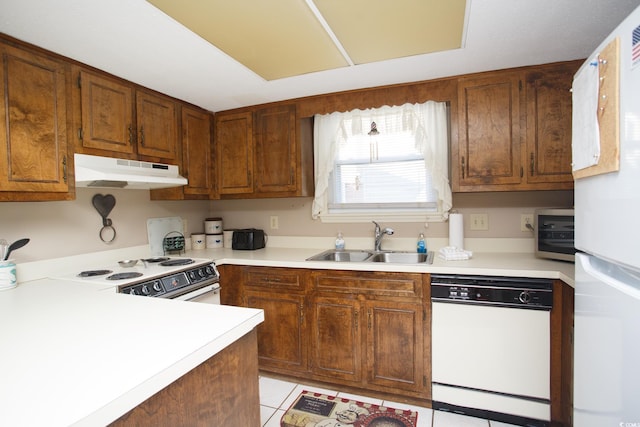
(534, 208, 575, 262)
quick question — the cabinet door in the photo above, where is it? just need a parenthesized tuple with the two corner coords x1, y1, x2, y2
(215, 111, 254, 194)
(136, 90, 179, 161)
(182, 106, 213, 196)
(245, 290, 308, 373)
(366, 300, 426, 393)
(0, 43, 69, 193)
(78, 70, 135, 154)
(254, 105, 297, 193)
(311, 295, 362, 382)
(524, 67, 574, 187)
(457, 73, 522, 189)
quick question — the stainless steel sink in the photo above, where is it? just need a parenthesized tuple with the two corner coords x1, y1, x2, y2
(306, 249, 433, 264)
(306, 249, 373, 262)
(368, 252, 434, 264)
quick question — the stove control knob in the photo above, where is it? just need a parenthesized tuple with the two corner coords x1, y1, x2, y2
(153, 281, 162, 292)
(198, 268, 206, 277)
(519, 291, 532, 304)
(141, 285, 150, 295)
(129, 288, 138, 295)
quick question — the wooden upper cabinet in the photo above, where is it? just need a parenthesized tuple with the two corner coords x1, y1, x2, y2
(135, 90, 179, 161)
(456, 72, 523, 190)
(78, 70, 135, 155)
(215, 111, 254, 194)
(454, 62, 579, 192)
(524, 65, 575, 188)
(181, 106, 213, 196)
(0, 42, 71, 197)
(254, 105, 297, 193)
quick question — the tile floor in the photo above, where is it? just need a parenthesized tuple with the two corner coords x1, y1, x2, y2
(259, 375, 519, 427)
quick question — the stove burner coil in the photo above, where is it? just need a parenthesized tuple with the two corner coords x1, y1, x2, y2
(77, 270, 112, 277)
(159, 259, 195, 267)
(107, 272, 144, 280)
(142, 257, 170, 263)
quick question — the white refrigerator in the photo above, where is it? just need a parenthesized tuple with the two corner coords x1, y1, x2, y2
(573, 4, 640, 427)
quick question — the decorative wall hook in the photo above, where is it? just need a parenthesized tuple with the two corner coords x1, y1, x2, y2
(92, 194, 117, 243)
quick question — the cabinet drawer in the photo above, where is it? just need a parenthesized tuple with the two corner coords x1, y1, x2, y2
(312, 271, 424, 298)
(245, 267, 307, 291)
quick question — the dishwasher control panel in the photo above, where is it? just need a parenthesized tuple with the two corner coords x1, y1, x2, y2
(431, 275, 553, 309)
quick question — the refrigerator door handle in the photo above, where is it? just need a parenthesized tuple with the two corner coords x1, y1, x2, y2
(577, 253, 640, 300)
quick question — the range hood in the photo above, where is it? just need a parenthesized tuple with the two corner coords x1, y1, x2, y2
(74, 153, 188, 190)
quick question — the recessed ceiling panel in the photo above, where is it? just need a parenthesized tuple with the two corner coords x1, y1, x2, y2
(147, 0, 349, 80)
(314, 0, 467, 64)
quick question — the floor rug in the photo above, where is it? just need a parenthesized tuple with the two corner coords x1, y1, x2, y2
(281, 390, 418, 427)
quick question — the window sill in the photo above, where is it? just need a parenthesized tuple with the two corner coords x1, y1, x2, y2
(318, 211, 447, 223)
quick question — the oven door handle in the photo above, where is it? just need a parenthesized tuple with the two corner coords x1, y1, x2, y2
(174, 284, 220, 301)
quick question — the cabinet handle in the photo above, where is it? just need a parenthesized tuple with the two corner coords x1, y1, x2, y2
(530, 152, 535, 176)
(367, 309, 372, 330)
(354, 310, 359, 331)
(62, 155, 67, 183)
(461, 156, 465, 179)
(128, 126, 134, 144)
(299, 303, 304, 324)
(139, 126, 145, 146)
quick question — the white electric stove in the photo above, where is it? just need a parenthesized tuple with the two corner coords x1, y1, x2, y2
(55, 256, 220, 302)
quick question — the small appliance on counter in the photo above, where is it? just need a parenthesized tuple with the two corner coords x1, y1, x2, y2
(232, 228, 266, 250)
(534, 208, 575, 262)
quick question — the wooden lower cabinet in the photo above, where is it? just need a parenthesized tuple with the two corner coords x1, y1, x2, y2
(110, 329, 260, 427)
(245, 290, 308, 373)
(311, 295, 362, 383)
(311, 295, 427, 397)
(237, 266, 429, 402)
(242, 267, 309, 375)
(366, 300, 426, 393)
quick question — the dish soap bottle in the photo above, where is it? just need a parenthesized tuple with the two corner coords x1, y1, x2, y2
(335, 232, 345, 250)
(417, 233, 427, 253)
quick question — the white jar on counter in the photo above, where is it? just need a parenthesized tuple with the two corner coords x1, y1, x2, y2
(191, 234, 206, 250)
(223, 230, 234, 248)
(204, 218, 223, 235)
(206, 234, 224, 249)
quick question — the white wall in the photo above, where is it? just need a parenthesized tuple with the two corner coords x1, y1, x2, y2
(0, 189, 572, 262)
(0, 188, 209, 262)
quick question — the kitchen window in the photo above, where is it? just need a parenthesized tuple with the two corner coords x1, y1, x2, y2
(312, 101, 452, 223)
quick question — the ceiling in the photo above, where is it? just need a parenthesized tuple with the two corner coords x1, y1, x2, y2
(146, 0, 467, 80)
(1, 0, 639, 113)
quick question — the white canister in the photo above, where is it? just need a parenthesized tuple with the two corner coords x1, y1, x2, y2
(206, 234, 224, 249)
(223, 230, 234, 248)
(204, 218, 223, 235)
(0, 260, 17, 290)
(191, 233, 206, 250)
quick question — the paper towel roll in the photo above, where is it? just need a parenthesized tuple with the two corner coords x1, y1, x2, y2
(449, 213, 464, 249)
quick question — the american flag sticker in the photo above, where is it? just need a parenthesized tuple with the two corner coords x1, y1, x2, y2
(633, 24, 640, 69)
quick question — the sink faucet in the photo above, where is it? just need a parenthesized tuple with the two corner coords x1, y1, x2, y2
(373, 221, 394, 252)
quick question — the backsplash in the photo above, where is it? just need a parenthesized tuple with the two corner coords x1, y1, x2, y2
(0, 189, 572, 262)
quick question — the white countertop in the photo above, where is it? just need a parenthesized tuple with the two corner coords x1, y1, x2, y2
(0, 278, 263, 427)
(188, 247, 575, 287)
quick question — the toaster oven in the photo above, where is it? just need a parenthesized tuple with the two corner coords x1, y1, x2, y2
(534, 208, 575, 262)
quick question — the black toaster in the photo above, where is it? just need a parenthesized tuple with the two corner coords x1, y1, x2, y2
(232, 228, 266, 250)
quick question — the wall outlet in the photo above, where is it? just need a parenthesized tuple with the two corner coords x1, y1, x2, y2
(521, 214, 534, 232)
(469, 213, 489, 231)
(270, 215, 279, 230)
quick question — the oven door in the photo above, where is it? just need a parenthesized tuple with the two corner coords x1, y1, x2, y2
(173, 284, 221, 305)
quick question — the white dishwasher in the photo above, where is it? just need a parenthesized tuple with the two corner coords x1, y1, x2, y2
(431, 275, 553, 427)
